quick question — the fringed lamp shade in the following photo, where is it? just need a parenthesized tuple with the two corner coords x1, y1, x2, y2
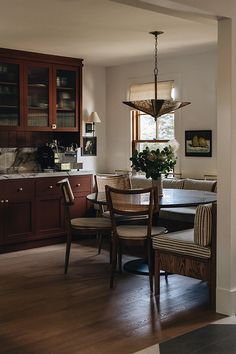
(123, 99, 190, 119)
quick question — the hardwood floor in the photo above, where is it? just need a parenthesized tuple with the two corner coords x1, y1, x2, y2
(0, 239, 224, 354)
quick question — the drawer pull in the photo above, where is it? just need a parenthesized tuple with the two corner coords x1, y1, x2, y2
(76, 184, 81, 187)
(49, 185, 53, 189)
(1, 200, 4, 203)
(18, 187, 23, 192)
(5, 199, 8, 203)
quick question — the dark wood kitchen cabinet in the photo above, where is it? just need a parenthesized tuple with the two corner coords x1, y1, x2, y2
(69, 175, 93, 218)
(0, 48, 82, 132)
(35, 176, 65, 239)
(0, 179, 35, 244)
(0, 174, 92, 253)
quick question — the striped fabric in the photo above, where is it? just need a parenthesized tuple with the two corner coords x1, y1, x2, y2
(194, 204, 212, 246)
(152, 229, 211, 259)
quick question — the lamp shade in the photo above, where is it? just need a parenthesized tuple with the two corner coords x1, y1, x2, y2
(123, 31, 190, 119)
(86, 111, 101, 123)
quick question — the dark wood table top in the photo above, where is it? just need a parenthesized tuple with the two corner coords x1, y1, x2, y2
(87, 188, 217, 208)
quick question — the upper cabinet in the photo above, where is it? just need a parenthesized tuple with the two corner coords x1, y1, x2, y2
(54, 66, 78, 130)
(25, 62, 51, 130)
(0, 59, 22, 128)
(0, 49, 83, 132)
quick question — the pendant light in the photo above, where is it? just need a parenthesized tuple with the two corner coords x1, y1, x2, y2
(123, 31, 190, 120)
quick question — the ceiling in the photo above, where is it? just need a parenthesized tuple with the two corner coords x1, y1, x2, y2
(0, 0, 218, 66)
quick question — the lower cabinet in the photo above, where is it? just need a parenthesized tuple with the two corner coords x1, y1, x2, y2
(0, 179, 35, 245)
(68, 175, 92, 218)
(0, 174, 92, 252)
(35, 177, 65, 239)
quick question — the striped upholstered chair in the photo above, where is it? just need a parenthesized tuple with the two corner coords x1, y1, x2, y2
(152, 203, 217, 308)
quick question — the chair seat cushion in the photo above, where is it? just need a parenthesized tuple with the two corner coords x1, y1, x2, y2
(159, 207, 196, 223)
(117, 225, 166, 240)
(71, 217, 112, 230)
(152, 229, 211, 259)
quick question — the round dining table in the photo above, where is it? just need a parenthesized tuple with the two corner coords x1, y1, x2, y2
(86, 188, 217, 208)
(86, 188, 217, 275)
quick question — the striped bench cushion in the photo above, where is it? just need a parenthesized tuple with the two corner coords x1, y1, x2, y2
(152, 229, 211, 259)
(194, 204, 212, 246)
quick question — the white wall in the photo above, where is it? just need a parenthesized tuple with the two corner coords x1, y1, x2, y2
(79, 64, 107, 174)
(106, 49, 217, 178)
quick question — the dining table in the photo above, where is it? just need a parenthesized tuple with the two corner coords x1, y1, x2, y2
(87, 188, 217, 208)
(86, 188, 217, 275)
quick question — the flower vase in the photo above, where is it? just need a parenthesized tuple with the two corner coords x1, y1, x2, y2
(152, 176, 163, 196)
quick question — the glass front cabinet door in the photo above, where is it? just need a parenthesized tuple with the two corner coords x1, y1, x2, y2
(54, 66, 79, 131)
(0, 60, 22, 128)
(25, 63, 52, 130)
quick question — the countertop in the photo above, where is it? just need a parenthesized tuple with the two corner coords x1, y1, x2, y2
(0, 170, 93, 180)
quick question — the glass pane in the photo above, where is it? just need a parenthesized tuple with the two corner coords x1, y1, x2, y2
(140, 114, 156, 139)
(0, 62, 20, 126)
(157, 114, 174, 140)
(135, 141, 169, 152)
(56, 69, 76, 128)
(27, 66, 49, 127)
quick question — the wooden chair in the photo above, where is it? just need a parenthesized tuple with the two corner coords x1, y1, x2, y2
(94, 174, 132, 253)
(105, 186, 166, 292)
(95, 174, 131, 203)
(57, 178, 112, 274)
(152, 203, 217, 308)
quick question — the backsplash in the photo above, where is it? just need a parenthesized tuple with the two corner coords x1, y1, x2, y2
(0, 148, 41, 174)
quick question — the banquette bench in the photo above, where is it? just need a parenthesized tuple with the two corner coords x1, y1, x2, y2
(131, 176, 217, 231)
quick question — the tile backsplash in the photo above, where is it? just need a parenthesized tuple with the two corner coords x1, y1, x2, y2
(0, 148, 41, 174)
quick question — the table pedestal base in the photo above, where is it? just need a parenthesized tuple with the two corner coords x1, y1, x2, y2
(123, 259, 149, 275)
(123, 258, 167, 276)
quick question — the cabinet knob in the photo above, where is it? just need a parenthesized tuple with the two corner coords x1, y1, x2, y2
(18, 187, 23, 192)
(49, 185, 53, 189)
(5, 199, 8, 203)
(76, 184, 80, 187)
(1, 200, 4, 203)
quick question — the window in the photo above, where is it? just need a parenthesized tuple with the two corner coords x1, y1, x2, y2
(130, 80, 175, 154)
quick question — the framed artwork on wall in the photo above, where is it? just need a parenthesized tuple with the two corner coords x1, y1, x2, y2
(82, 137, 97, 156)
(185, 130, 212, 157)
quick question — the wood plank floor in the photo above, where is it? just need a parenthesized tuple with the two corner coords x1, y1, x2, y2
(0, 240, 224, 354)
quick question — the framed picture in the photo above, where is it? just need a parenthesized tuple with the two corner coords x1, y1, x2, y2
(185, 130, 212, 157)
(85, 123, 94, 133)
(82, 137, 97, 156)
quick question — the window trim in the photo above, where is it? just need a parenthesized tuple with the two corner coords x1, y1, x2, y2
(131, 110, 171, 154)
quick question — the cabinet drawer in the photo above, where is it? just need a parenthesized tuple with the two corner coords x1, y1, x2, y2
(0, 179, 35, 200)
(69, 175, 92, 194)
(36, 177, 64, 197)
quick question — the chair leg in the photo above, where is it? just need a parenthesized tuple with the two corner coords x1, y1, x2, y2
(147, 240, 153, 293)
(110, 238, 118, 288)
(208, 261, 216, 309)
(118, 243, 123, 273)
(154, 250, 161, 296)
(64, 230, 72, 274)
(109, 234, 112, 264)
(97, 233, 103, 254)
